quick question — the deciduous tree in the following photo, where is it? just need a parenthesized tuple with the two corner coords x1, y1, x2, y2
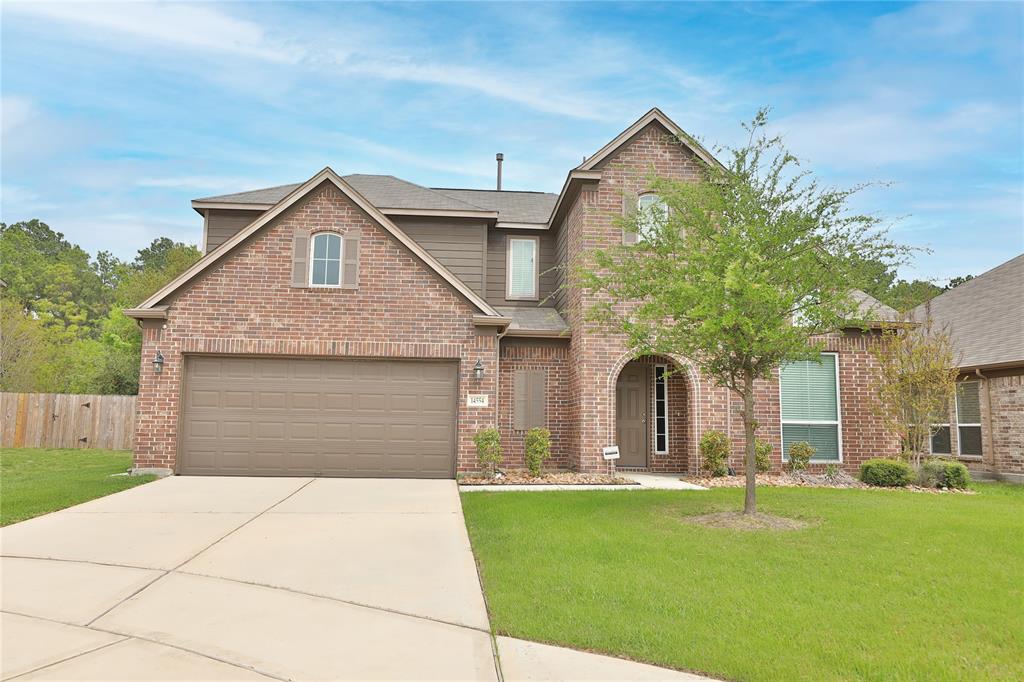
(577, 110, 909, 514)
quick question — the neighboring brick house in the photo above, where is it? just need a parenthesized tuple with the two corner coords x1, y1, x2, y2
(912, 254, 1024, 483)
(126, 108, 899, 478)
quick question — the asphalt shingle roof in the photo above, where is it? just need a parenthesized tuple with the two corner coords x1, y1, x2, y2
(848, 289, 900, 324)
(195, 175, 557, 223)
(911, 253, 1024, 369)
(197, 175, 485, 212)
(430, 188, 558, 224)
(495, 306, 569, 333)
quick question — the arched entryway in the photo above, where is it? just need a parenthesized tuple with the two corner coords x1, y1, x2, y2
(613, 355, 694, 471)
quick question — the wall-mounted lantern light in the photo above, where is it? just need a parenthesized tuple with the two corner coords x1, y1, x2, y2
(473, 359, 484, 381)
(152, 350, 165, 374)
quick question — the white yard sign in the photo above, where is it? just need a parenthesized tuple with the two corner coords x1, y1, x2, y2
(602, 445, 620, 460)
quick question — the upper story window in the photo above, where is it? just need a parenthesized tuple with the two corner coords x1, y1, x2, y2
(507, 236, 538, 300)
(310, 232, 342, 287)
(636, 193, 668, 240)
(780, 352, 842, 462)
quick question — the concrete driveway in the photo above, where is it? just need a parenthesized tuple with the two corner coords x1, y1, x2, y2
(1, 476, 709, 681)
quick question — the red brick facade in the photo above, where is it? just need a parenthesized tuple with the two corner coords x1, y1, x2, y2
(134, 182, 499, 473)
(133, 120, 903, 477)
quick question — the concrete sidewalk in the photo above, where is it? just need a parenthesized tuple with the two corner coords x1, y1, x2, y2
(2, 475, 713, 681)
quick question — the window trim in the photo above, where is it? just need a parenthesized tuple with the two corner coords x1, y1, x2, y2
(505, 234, 540, 301)
(633, 192, 668, 243)
(309, 231, 343, 288)
(654, 364, 669, 454)
(955, 380, 983, 459)
(778, 351, 844, 463)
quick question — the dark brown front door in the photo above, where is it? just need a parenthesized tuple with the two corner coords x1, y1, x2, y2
(616, 362, 649, 467)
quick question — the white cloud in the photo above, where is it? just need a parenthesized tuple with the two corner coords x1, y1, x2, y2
(772, 99, 1011, 168)
(136, 176, 263, 191)
(3, 0, 301, 63)
(334, 55, 618, 122)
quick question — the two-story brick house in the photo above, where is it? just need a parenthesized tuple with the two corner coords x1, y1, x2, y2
(126, 108, 898, 478)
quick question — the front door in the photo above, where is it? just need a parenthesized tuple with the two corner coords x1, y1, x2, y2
(616, 362, 649, 467)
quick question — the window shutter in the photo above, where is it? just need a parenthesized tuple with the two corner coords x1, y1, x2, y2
(342, 229, 361, 290)
(291, 227, 310, 287)
(529, 369, 546, 428)
(513, 369, 529, 430)
(622, 195, 639, 245)
(513, 369, 546, 430)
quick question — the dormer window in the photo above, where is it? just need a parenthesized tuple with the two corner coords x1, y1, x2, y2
(310, 232, 342, 287)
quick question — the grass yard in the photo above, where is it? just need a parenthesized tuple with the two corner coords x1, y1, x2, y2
(1, 448, 156, 526)
(462, 485, 1023, 681)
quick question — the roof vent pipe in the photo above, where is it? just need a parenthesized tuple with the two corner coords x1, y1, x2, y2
(496, 153, 504, 191)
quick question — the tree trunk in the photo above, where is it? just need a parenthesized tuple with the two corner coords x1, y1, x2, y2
(742, 369, 757, 515)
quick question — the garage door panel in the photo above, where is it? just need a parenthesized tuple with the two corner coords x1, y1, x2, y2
(290, 392, 321, 410)
(180, 357, 457, 477)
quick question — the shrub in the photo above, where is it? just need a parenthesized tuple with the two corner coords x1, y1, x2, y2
(860, 458, 914, 487)
(699, 430, 730, 477)
(942, 461, 971, 489)
(524, 427, 551, 477)
(919, 459, 971, 489)
(754, 439, 773, 473)
(918, 459, 943, 488)
(824, 463, 841, 481)
(787, 441, 814, 472)
(473, 428, 502, 477)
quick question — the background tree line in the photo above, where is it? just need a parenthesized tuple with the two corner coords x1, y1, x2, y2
(0, 217, 974, 396)
(1, 219, 200, 394)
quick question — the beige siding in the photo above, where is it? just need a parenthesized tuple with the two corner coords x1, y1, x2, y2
(391, 217, 487, 296)
(205, 209, 264, 252)
(486, 228, 558, 307)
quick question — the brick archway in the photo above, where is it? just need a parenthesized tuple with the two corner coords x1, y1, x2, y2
(605, 351, 702, 473)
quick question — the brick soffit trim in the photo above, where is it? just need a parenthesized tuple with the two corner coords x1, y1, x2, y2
(126, 167, 504, 321)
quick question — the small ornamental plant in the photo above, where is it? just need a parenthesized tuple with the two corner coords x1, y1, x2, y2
(700, 430, 730, 477)
(787, 441, 814, 472)
(473, 428, 502, 478)
(860, 458, 914, 487)
(754, 439, 773, 474)
(524, 427, 551, 477)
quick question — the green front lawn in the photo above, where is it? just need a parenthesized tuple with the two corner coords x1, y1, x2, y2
(1, 448, 157, 526)
(462, 485, 1023, 681)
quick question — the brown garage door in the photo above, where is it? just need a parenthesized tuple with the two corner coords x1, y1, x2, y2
(180, 356, 458, 478)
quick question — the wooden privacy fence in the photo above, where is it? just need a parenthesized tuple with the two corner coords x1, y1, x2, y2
(1, 393, 137, 450)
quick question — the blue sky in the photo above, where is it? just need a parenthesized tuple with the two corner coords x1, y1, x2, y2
(2, 1, 1021, 282)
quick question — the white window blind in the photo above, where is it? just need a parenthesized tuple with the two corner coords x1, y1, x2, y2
(507, 238, 537, 299)
(780, 353, 841, 461)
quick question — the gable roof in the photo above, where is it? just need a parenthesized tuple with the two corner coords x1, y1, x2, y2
(129, 168, 503, 319)
(911, 253, 1024, 370)
(847, 289, 900, 325)
(576, 107, 724, 172)
(192, 175, 564, 222)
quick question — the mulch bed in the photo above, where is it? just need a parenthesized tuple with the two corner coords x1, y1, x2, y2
(682, 471, 974, 494)
(685, 511, 813, 531)
(459, 471, 636, 486)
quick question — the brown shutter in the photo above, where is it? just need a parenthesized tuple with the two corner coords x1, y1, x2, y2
(622, 195, 639, 245)
(291, 228, 310, 287)
(342, 228, 361, 290)
(529, 369, 546, 428)
(514, 369, 546, 430)
(513, 369, 529, 431)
